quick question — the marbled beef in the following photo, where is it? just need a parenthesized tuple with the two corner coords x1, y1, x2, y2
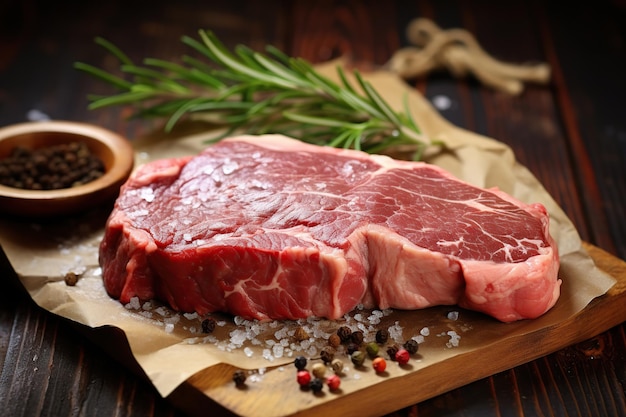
(99, 135, 560, 322)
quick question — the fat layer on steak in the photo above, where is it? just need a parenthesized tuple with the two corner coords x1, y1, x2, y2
(99, 135, 560, 322)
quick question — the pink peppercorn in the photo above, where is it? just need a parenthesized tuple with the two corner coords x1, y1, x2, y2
(395, 348, 410, 365)
(297, 370, 311, 386)
(372, 356, 387, 372)
(326, 374, 341, 391)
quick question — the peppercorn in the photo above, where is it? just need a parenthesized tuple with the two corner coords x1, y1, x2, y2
(309, 377, 324, 393)
(395, 348, 410, 365)
(372, 357, 387, 373)
(346, 342, 360, 354)
(320, 346, 335, 363)
(365, 342, 379, 358)
(0, 142, 105, 190)
(311, 363, 327, 379)
(403, 339, 419, 355)
(201, 318, 216, 334)
(350, 350, 366, 367)
(294, 356, 307, 371)
(328, 333, 341, 347)
(331, 359, 344, 374)
(326, 374, 341, 391)
(64, 271, 79, 286)
(337, 326, 352, 343)
(375, 329, 389, 344)
(232, 370, 247, 387)
(297, 370, 311, 386)
(386, 344, 399, 361)
(294, 326, 309, 341)
(351, 330, 364, 345)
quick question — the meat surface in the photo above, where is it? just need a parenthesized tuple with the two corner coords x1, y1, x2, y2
(99, 135, 561, 322)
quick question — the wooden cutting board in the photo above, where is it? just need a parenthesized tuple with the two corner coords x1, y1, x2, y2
(164, 243, 626, 417)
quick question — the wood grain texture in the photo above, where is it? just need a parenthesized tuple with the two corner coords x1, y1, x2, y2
(1, 0, 625, 416)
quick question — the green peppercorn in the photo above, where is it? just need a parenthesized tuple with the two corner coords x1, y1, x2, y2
(366, 341, 379, 358)
(376, 329, 389, 344)
(351, 350, 366, 367)
(320, 346, 335, 363)
(403, 339, 419, 354)
(337, 326, 352, 343)
(294, 356, 307, 370)
(201, 318, 216, 334)
(233, 370, 246, 387)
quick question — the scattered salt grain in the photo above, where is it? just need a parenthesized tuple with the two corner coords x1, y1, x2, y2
(229, 329, 248, 347)
(262, 349, 274, 362)
(155, 307, 169, 317)
(447, 311, 459, 321)
(387, 321, 404, 343)
(140, 187, 155, 202)
(184, 312, 199, 320)
(420, 327, 430, 337)
(244, 347, 254, 357)
(165, 323, 175, 333)
(125, 297, 141, 310)
(272, 344, 284, 358)
(446, 330, 461, 348)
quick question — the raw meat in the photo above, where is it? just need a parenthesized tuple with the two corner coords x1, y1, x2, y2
(99, 135, 560, 322)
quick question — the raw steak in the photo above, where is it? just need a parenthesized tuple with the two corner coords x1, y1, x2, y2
(99, 135, 560, 322)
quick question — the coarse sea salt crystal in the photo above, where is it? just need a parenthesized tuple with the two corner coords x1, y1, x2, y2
(125, 297, 140, 310)
(230, 329, 248, 346)
(447, 311, 459, 321)
(262, 349, 274, 362)
(387, 321, 403, 342)
(272, 344, 284, 358)
(420, 327, 430, 337)
(164, 323, 174, 333)
(244, 347, 254, 357)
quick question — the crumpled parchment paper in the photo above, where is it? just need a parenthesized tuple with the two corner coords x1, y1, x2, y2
(0, 62, 616, 397)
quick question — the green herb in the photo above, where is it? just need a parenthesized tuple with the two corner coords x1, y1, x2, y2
(75, 30, 439, 160)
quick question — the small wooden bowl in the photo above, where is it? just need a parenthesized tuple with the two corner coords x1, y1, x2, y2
(0, 121, 134, 217)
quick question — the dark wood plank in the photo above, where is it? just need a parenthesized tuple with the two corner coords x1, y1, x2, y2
(0, 1, 625, 416)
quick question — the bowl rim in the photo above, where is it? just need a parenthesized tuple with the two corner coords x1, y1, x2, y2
(0, 120, 134, 202)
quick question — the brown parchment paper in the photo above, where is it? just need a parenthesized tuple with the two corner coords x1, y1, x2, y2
(0, 62, 616, 398)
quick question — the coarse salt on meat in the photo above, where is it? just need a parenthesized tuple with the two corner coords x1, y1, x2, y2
(99, 135, 560, 322)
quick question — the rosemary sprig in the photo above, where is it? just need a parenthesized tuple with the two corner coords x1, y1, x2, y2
(75, 30, 438, 160)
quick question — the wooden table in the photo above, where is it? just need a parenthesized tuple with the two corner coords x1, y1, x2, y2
(1, 1, 625, 416)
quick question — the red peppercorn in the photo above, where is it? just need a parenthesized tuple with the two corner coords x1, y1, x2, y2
(326, 374, 341, 391)
(395, 348, 410, 365)
(297, 370, 311, 386)
(372, 357, 387, 373)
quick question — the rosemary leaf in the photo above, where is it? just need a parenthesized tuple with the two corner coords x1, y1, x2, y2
(75, 29, 438, 160)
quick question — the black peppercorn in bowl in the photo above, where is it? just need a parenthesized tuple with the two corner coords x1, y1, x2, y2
(0, 121, 134, 217)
